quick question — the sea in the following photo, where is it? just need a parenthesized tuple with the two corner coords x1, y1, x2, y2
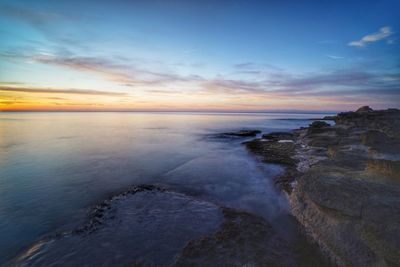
(0, 111, 329, 265)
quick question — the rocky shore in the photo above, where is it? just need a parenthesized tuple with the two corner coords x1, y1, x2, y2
(10, 107, 399, 267)
(245, 106, 400, 266)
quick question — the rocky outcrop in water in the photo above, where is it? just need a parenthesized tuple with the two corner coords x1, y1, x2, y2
(222, 130, 262, 137)
(245, 107, 400, 267)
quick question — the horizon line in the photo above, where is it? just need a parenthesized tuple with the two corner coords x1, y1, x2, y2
(0, 109, 345, 114)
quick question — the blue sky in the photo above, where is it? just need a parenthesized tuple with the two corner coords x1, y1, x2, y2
(0, 0, 399, 111)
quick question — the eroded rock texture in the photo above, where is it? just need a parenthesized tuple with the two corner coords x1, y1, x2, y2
(245, 107, 400, 267)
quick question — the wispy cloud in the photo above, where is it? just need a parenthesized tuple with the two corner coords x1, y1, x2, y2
(0, 85, 127, 96)
(234, 62, 258, 69)
(0, 49, 204, 87)
(326, 55, 344, 60)
(2, 68, 399, 110)
(35, 55, 139, 85)
(0, 4, 98, 54)
(2, 45, 399, 107)
(202, 79, 265, 94)
(0, 5, 61, 28)
(201, 69, 400, 99)
(234, 62, 281, 72)
(349, 26, 393, 47)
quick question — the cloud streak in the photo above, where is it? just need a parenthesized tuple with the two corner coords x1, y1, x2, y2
(326, 55, 344, 60)
(349, 26, 393, 47)
(0, 5, 61, 28)
(2, 46, 399, 108)
(201, 69, 400, 100)
(234, 62, 282, 72)
(0, 49, 205, 87)
(0, 85, 127, 96)
(35, 55, 139, 85)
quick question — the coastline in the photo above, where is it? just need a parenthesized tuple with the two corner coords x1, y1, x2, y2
(244, 106, 400, 266)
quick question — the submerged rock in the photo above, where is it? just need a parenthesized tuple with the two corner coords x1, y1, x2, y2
(11, 185, 223, 267)
(12, 185, 328, 267)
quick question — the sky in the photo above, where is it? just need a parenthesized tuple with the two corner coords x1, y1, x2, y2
(0, 0, 399, 112)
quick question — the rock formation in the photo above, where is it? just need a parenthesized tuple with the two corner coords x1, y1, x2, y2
(222, 130, 262, 137)
(245, 107, 400, 266)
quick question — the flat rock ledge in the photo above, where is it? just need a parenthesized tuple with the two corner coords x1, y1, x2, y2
(245, 107, 400, 267)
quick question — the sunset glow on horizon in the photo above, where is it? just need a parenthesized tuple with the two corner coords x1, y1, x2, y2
(1, 1, 399, 112)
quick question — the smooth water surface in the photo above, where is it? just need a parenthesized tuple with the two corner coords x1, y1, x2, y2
(0, 112, 326, 264)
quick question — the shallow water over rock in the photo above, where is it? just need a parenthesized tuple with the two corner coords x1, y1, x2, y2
(12, 187, 223, 266)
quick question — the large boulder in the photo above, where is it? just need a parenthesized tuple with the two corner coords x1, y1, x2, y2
(356, 106, 373, 113)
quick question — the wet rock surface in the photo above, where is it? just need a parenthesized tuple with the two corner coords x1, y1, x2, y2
(245, 107, 400, 266)
(176, 208, 328, 267)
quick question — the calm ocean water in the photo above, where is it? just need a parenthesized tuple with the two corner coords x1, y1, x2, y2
(0, 112, 327, 264)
